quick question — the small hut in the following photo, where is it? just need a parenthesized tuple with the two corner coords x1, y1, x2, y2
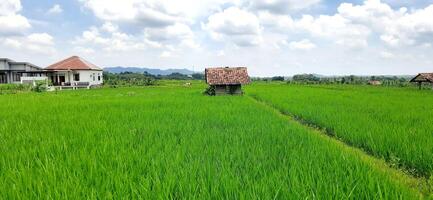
(205, 67, 250, 95)
(410, 73, 433, 90)
(368, 80, 382, 85)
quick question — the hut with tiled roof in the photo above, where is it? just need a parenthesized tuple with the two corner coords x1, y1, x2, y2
(410, 73, 433, 90)
(205, 67, 250, 95)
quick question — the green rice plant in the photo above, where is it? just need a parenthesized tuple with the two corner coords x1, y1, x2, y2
(0, 85, 426, 199)
(247, 83, 433, 179)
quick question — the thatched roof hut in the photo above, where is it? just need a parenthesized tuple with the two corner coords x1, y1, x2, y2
(410, 73, 433, 89)
(205, 67, 250, 95)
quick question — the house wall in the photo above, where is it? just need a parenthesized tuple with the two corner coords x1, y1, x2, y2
(214, 84, 243, 95)
(49, 70, 103, 86)
(0, 59, 44, 84)
(10, 63, 27, 71)
(72, 70, 103, 86)
(0, 60, 9, 70)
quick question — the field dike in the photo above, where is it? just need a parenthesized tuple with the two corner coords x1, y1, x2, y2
(247, 95, 433, 198)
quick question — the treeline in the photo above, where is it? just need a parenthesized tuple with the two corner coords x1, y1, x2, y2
(103, 71, 204, 86)
(289, 74, 410, 86)
(254, 74, 415, 87)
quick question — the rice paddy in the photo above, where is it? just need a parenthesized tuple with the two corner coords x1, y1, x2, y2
(247, 84, 433, 178)
(0, 83, 432, 199)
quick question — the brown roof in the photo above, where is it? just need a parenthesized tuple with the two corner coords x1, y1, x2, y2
(45, 56, 102, 70)
(410, 73, 433, 83)
(205, 67, 250, 85)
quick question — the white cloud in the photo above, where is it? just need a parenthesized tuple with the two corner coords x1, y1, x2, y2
(2, 38, 21, 48)
(47, 4, 63, 15)
(101, 22, 118, 33)
(216, 50, 225, 56)
(203, 7, 262, 47)
(27, 33, 54, 45)
(159, 51, 173, 58)
(78, 0, 201, 52)
(258, 11, 293, 31)
(0, 14, 31, 35)
(289, 39, 316, 50)
(380, 51, 394, 58)
(74, 46, 95, 54)
(79, 0, 185, 27)
(79, 0, 240, 24)
(248, 0, 321, 13)
(145, 23, 192, 42)
(294, 14, 371, 48)
(0, 0, 22, 15)
(337, 0, 433, 47)
(1, 33, 56, 55)
(73, 25, 147, 52)
(0, 0, 55, 54)
(0, 0, 30, 36)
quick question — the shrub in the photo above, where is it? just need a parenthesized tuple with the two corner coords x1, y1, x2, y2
(203, 85, 215, 96)
(31, 81, 48, 93)
(0, 84, 32, 95)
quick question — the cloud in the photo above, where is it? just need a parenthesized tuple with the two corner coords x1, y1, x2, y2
(258, 11, 293, 31)
(248, 0, 321, 13)
(203, 7, 262, 47)
(380, 51, 394, 59)
(288, 39, 316, 50)
(0, 15, 31, 35)
(2, 38, 21, 48)
(294, 14, 371, 48)
(216, 50, 225, 56)
(0, 0, 22, 15)
(1, 32, 56, 54)
(73, 46, 95, 54)
(337, 0, 433, 47)
(27, 33, 54, 45)
(78, 0, 185, 28)
(73, 24, 147, 52)
(79, 0, 240, 24)
(159, 51, 174, 58)
(0, 0, 30, 36)
(47, 4, 63, 15)
(78, 0, 201, 51)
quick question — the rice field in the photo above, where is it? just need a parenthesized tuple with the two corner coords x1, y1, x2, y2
(247, 83, 433, 178)
(0, 83, 431, 199)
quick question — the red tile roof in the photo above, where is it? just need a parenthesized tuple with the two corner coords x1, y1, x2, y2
(45, 56, 102, 70)
(205, 67, 250, 85)
(410, 73, 433, 83)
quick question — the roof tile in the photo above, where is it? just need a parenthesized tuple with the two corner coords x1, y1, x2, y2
(45, 56, 102, 70)
(205, 67, 250, 85)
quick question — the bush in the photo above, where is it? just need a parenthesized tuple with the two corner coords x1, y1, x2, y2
(31, 81, 48, 93)
(0, 84, 32, 95)
(203, 86, 215, 96)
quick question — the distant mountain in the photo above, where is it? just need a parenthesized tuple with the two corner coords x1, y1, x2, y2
(104, 67, 195, 75)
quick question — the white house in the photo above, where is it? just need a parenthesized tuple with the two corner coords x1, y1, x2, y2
(0, 58, 46, 84)
(45, 56, 103, 87)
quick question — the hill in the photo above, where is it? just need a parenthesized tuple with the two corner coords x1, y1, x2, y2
(104, 67, 195, 75)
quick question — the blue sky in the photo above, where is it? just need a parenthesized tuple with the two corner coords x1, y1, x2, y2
(1, 0, 433, 76)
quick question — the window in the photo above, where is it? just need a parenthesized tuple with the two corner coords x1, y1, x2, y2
(93, 73, 95, 81)
(98, 73, 101, 81)
(13, 73, 21, 82)
(73, 73, 80, 81)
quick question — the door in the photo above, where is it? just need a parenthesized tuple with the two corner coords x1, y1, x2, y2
(59, 76, 65, 85)
(0, 73, 7, 83)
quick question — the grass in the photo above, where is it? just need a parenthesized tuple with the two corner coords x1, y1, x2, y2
(247, 83, 433, 179)
(0, 85, 426, 199)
